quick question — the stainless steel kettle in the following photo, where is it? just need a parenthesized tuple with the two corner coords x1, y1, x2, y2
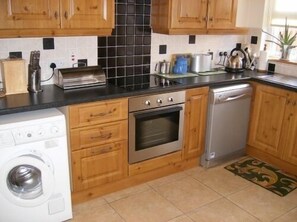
(225, 48, 247, 73)
(155, 60, 170, 74)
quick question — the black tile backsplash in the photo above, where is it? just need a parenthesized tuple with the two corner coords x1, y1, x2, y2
(98, 0, 151, 87)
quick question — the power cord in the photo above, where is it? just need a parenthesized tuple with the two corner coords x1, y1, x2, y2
(41, 63, 56, 82)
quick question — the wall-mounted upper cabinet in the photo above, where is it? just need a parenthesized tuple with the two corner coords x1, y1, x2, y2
(152, 0, 247, 35)
(0, 0, 114, 38)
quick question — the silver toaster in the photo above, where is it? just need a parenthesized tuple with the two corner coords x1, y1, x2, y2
(54, 66, 106, 90)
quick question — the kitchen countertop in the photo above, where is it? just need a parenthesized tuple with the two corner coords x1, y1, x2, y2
(0, 70, 296, 116)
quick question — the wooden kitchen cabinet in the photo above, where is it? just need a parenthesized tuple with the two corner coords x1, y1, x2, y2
(279, 93, 297, 166)
(247, 83, 297, 175)
(152, 0, 242, 35)
(69, 98, 128, 192)
(183, 87, 209, 159)
(71, 141, 127, 191)
(0, 0, 114, 37)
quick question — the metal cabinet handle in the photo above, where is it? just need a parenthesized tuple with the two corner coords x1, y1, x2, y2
(209, 17, 213, 22)
(54, 11, 58, 19)
(64, 11, 68, 19)
(90, 132, 112, 140)
(89, 108, 117, 119)
(90, 146, 113, 155)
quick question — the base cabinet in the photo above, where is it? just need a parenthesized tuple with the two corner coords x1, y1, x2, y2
(68, 98, 128, 192)
(183, 87, 209, 159)
(72, 141, 127, 191)
(248, 83, 297, 175)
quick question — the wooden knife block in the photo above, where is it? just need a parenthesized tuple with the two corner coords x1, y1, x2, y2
(0, 59, 28, 95)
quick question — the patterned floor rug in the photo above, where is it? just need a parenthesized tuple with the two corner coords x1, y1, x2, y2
(225, 156, 297, 197)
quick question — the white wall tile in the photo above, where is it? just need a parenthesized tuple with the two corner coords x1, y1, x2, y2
(0, 36, 98, 85)
(150, 32, 246, 73)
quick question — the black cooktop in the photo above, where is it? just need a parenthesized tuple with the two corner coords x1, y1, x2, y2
(108, 74, 180, 91)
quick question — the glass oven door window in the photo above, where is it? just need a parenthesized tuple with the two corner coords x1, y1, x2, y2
(134, 107, 182, 151)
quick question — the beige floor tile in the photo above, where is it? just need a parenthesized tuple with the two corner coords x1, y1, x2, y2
(72, 203, 124, 222)
(228, 185, 297, 222)
(110, 189, 183, 222)
(183, 166, 205, 176)
(103, 183, 151, 203)
(188, 198, 259, 222)
(167, 215, 194, 222)
(154, 176, 222, 213)
(72, 197, 107, 214)
(273, 207, 297, 222)
(191, 166, 252, 196)
(147, 171, 188, 188)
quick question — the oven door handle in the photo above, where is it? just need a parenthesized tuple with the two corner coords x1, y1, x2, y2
(134, 106, 183, 119)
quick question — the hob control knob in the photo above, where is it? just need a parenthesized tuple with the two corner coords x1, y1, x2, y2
(145, 100, 151, 106)
(168, 97, 173, 102)
(157, 99, 163, 104)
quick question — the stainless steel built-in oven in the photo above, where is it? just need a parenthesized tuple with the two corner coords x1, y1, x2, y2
(129, 91, 185, 164)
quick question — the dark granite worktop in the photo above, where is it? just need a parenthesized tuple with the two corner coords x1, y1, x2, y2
(0, 70, 296, 115)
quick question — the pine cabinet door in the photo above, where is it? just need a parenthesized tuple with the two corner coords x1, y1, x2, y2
(248, 85, 288, 157)
(0, 0, 60, 29)
(171, 0, 207, 29)
(60, 0, 114, 29)
(207, 0, 237, 29)
(183, 87, 208, 159)
(72, 141, 127, 191)
(280, 93, 297, 166)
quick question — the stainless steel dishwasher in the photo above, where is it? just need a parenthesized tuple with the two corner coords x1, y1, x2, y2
(201, 83, 252, 168)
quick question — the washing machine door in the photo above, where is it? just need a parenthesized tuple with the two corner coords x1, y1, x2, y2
(0, 151, 55, 207)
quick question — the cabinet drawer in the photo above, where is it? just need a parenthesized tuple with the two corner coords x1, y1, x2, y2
(69, 98, 128, 128)
(70, 120, 128, 151)
(71, 141, 128, 191)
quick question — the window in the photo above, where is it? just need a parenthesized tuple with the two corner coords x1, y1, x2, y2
(264, 0, 297, 61)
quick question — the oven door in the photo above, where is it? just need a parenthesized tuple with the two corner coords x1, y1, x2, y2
(129, 104, 184, 164)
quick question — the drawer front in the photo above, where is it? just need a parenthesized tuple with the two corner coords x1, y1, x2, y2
(69, 98, 128, 128)
(70, 120, 128, 151)
(71, 141, 128, 191)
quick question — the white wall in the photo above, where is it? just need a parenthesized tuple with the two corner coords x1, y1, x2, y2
(0, 36, 98, 85)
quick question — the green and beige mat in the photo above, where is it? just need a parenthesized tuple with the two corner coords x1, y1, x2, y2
(225, 157, 297, 197)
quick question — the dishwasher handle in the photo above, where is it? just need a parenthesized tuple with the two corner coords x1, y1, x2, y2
(211, 86, 252, 105)
(225, 93, 248, 102)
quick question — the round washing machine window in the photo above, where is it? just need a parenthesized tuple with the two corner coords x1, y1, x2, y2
(0, 151, 55, 207)
(7, 164, 43, 200)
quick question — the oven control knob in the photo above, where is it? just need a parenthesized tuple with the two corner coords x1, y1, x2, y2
(168, 97, 173, 102)
(157, 99, 163, 104)
(145, 100, 151, 106)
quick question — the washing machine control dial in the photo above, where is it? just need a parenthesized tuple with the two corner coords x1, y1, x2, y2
(11, 121, 65, 144)
(51, 126, 59, 134)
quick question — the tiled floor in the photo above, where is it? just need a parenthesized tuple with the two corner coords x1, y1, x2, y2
(71, 160, 297, 222)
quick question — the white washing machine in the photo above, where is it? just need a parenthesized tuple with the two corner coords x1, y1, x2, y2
(0, 108, 72, 222)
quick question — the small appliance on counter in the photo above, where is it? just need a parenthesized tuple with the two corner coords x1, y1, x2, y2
(191, 53, 212, 73)
(225, 48, 247, 73)
(0, 58, 27, 95)
(54, 65, 106, 90)
(155, 60, 171, 74)
(28, 51, 42, 93)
